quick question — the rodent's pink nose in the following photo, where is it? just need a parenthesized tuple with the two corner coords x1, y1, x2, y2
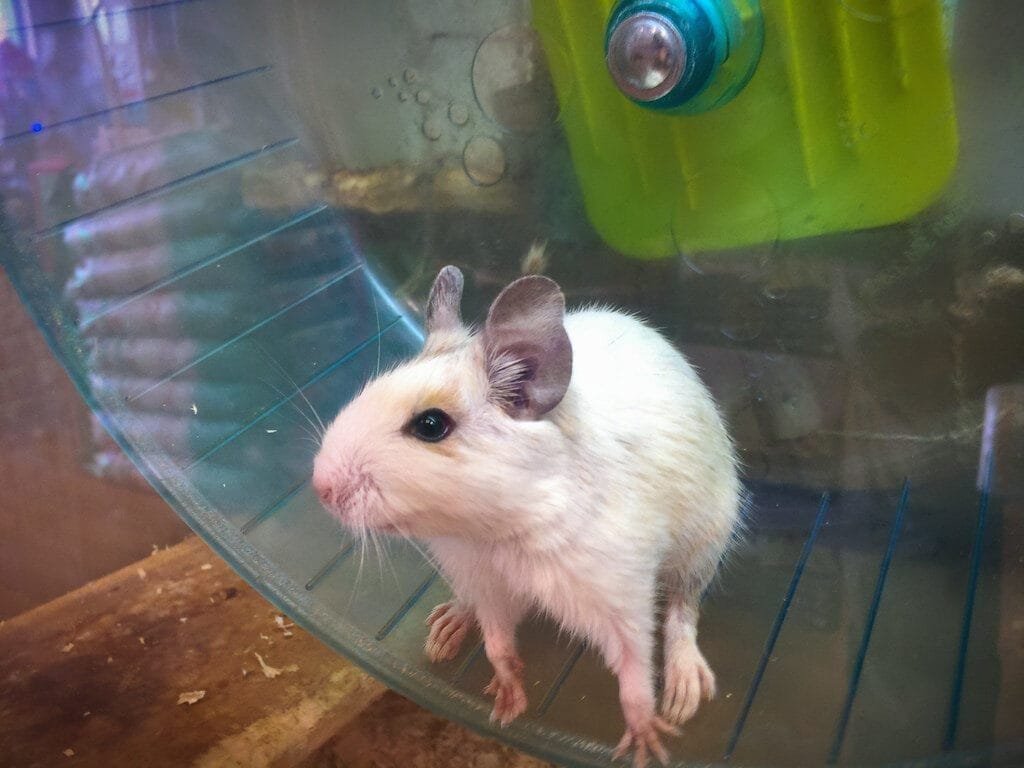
(315, 480, 332, 507)
(312, 466, 334, 508)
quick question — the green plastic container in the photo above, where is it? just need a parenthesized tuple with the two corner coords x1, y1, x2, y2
(533, 0, 959, 256)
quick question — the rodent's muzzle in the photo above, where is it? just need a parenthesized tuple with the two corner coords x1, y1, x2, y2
(312, 456, 377, 523)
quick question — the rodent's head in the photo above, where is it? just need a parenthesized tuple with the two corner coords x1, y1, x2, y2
(312, 266, 572, 541)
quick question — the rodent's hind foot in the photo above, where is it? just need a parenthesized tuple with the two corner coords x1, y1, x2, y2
(483, 659, 527, 726)
(661, 643, 716, 726)
(424, 601, 474, 663)
(612, 712, 679, 768)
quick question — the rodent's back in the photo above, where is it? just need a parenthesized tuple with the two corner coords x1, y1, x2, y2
(556, 308, 740, 558)
(559, 308, 723, 441)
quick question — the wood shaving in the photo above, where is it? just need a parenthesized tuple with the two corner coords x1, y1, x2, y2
(331, 165, 424, 214)
(106, 656, 113, 664)
(254, 652, 282, 679)
(330, 162, 516, 215)
(61, 643, 74, 653)
(136, 568, 147, 580)
(275, 615, 295, 637)
(179, 617, 188, 623)
(63, 748, 75, 757)
(156, 587, 163, 595)
(200, 563, 212, 571)
(259, 633, 271, 642)
(253, 653, 298, 679)
(138, 637, 145, 645)
(83, 712, 91, 718)
(177, 690, 206, 705)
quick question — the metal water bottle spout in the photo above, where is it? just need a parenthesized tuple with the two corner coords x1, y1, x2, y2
(605, 0, 764, 114)
(606, 11, 688, 102)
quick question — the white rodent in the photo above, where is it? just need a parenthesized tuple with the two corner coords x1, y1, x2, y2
(312, 264, 741, 767)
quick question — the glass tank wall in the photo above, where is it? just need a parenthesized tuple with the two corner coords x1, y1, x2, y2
(0, 1, 1021, 766)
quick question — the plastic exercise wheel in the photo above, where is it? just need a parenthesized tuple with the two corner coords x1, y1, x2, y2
(1, 2, 1021, 766)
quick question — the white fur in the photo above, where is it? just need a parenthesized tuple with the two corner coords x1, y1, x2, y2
(430, 308, 737, 650)
(314, 303, 740, 766)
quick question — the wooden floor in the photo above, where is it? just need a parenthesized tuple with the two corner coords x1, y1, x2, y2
(0, 536, 385, 767)
(0, 535, 553, 768)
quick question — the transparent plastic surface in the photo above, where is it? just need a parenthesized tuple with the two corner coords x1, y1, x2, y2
(0, 1, 1022, 766)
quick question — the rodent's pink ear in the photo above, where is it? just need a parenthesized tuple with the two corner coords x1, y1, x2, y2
(483, 276, 572, 420)
(426, 265, 464, 334)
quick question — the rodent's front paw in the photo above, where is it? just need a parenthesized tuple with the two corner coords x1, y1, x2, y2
(661, 643, 716, 726)
(424, 601, 474, 663)
(483, 667, 527, 726)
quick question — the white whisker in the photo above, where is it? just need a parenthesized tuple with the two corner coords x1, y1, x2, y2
(402, 535, 442, 573)
(370, 529, 385, 584)
(344, 524, 369, 619)
(257, 374, 324, 442)
(378, 533, 402, 591)
(260, 403, 323, 444)
(253, 343, 327, 438)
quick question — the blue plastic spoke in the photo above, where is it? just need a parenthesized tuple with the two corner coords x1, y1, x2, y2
(725, 491, 831, 760)
(79, 204, 328, 329)
(240, 479, 309, 535)
(3, 65, 269, 142)
(536, 642, 586, 717)
(376, 571, 439, 641)
(304, 542, 357, 592)
(133, 263, 362, 404)
(3, 0, 208, 34)
(827, 479, 911, 764)
(31, 137, 297, 241)
(943, 453, 995, 751)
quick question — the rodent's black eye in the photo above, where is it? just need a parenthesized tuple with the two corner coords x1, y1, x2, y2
(409, 408, 454, 443)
